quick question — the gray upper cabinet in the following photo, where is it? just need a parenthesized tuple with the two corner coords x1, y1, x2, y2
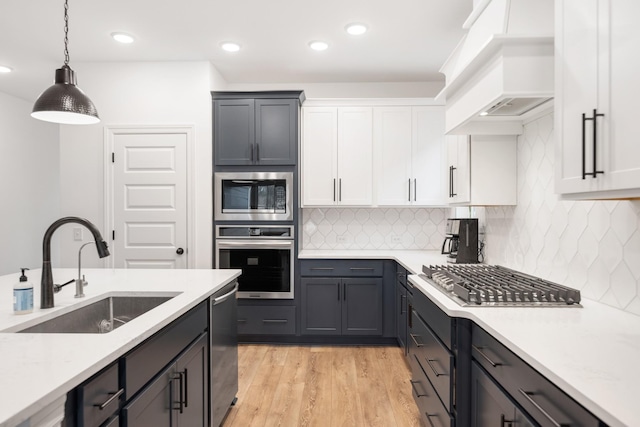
(214, 99, 255, 166)
(213, 91, 304, 166)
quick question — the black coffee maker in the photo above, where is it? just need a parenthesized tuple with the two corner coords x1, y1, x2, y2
(442, 218, 479, 264)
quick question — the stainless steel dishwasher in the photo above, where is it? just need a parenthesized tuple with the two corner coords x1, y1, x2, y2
(210, 281, 238, 427)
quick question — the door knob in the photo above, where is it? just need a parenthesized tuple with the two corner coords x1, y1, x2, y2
(176, 248, 184, 255)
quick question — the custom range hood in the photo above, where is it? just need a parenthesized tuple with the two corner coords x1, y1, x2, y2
(438, 0, 554, 135)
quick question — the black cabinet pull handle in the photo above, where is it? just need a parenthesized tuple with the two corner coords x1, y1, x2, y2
(338, 283, 340, 300)
(426, 359, 446, 377)
(172, 373, 184, 413)
(94, 388, 124, 410)
(333, 178, 336, 202)
(400, 294, 406, 314)
(310, 267, 334, 271)
(339, 179, 342, 202)
(472, 345, 502, 367)
(414, 178, 417, 201)
(501, 414, 514, 427)
(409, 333, 423, 347)
(410, 380, 428, 397)
(262, 319, 288, 323)
(343, 283, 346, 300)
(408, 178, 411, 201)
(425, 412, 438, 427)
(256, 144, 260, 162)
(583, 109, 605, 179)
(349, 267, 375, 271)
(518, 389, 565, 427)
(408, 304, 413, 328)
(451, 166, 457, 197)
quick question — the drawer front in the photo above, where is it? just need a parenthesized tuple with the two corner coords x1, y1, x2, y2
(413, 287, 452, 349)
(410, 354, 453, 427)
(124, 302, 207, 400)
(412, 309, 453, 411)
(237, 305, 296, 335)
(77, 362, 121, 427)
(472, 325, 600, 427)
(300, 259, 383, 277)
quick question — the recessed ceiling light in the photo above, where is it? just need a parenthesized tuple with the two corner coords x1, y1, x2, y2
(345, 23, 368, 35)
(111, 32, 135, 44)
(479, 111, 489, 116)
(221, 42, 241, 52)
(309, 41, 329, 51)
(0, 65, 12, 73)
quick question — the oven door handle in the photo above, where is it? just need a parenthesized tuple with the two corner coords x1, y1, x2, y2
(217, 240, 294, 248)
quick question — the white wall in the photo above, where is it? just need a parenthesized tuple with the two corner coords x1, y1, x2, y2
(225, 81, 444, 99)
(58, 61, 221, 269)
(0, 91, 60, 275)
(482, 112, 640, 316)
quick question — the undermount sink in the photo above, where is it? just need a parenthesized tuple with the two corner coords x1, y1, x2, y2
(17, 294, 178, 334)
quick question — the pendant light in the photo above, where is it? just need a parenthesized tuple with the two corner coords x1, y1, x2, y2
(31, 0, 99, 125)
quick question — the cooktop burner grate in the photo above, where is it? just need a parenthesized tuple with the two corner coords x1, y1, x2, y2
(420, 264, 581, 307)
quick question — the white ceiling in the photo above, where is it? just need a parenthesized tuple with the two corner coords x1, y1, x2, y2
(0, 0, 472, 102)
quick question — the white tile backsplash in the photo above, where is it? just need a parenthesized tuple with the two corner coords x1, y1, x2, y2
(482, 112, 640, 315)
(302, 208, 447, 251)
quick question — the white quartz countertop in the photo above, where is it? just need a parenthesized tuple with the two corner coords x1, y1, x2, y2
(0, 268, 241, 427)
(299, 249, 640, 427)
(409, 273, 640, 427)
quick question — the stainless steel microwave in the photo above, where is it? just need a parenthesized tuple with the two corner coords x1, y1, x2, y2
(214, 172, 293, 221)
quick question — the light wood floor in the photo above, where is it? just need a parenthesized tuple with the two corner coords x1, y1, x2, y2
(222, 344, 422, 427)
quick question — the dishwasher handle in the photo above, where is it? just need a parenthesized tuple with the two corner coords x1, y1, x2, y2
(213, 283, 239, 305)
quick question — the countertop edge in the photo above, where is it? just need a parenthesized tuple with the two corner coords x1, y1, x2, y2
(0, 269, 241, 427)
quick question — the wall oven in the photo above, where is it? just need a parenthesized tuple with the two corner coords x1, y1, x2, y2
(215, 225, 294, 299)
(214, 172, 293, 222)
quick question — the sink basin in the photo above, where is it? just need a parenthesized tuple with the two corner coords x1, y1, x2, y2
(17, 294, 177, 334)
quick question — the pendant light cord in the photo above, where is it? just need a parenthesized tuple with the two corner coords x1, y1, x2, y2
(63, 0, 70, 66)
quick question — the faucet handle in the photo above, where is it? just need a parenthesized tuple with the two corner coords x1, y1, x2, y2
(53, 279, 75, 293)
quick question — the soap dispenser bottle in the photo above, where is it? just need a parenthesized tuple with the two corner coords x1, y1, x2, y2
(14, 268, 33, 314)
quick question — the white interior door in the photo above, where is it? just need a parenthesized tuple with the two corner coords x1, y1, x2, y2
(109, 127, 189, 268)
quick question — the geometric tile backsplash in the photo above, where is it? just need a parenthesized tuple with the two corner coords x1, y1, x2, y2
(302, 207, 447, 250)
(481, 111, 640, 316)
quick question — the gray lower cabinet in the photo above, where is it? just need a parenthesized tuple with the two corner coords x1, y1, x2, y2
(301, 277, 383, 336)
(75, 361, 121, 427)
(237, 305, 296, 336)
(471, 362, 534, 427)
(396, 264, 408, 354)
(123, 332, 208, 427)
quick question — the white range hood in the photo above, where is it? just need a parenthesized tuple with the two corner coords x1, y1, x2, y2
(438, 0, 554, 135)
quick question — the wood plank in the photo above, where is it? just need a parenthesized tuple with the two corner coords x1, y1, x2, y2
(265, 346, 309, 427)
(223, 344, 269, 426)
(331, 346, 365, 427)
(354, 347, 398, 427)
(376, 346, 422, 426)
(298, 350, 333, 426)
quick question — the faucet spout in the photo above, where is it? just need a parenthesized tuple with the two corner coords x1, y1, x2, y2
(41, 217, 110, 309)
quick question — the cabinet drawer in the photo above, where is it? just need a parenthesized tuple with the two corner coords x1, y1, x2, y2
(124, 302, 207, 400)
(237, 305, 296, 335)
(472, 325, 600, 427)
(412, 287, 452, 349)
(412, 311, 453, 411)
(300, 259, 383, 277)
(77, 362, 121, 427)
(410, 353, 453, 427)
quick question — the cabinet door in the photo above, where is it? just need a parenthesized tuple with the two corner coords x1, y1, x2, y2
(446, 135, 470, 204)
(255, 99, 297, 165)
(604, 0, 640, 193)
(302, 107, 338, 206)
(300, 278, 341, 335)
(470, 362, 517, 427)
(412, 107, 446, 206)
(342, 278, 383, 336)
(214, 99, 255, 166)
(555, 0, 604, 194)
(123, 363, 175, 427)
(176, 333, 208, 427)
(337, 107, 373, 205)
(373, 107, 412, 206)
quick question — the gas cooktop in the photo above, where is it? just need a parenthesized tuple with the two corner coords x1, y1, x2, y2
(419, 264, 582, 307)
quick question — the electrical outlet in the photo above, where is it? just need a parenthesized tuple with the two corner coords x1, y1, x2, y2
(336, 235, 347, 243)
(391, 235, 402, 244)
(73, 227, 83, 241)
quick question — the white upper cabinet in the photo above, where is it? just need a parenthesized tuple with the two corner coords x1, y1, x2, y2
(446, 135, 517, 206)
(302, 107, 372, 207)
(373, 106, 445, 206)
(555, 0, 640, 198)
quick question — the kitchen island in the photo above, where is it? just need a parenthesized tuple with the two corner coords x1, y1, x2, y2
(300, 249, 640, 427)
(0, 267, 241, 427)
